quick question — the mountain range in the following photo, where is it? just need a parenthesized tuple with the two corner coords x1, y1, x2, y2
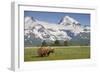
(24, 16, 90, 46)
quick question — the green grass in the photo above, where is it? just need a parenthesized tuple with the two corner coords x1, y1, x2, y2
(24, 46, 90, 62)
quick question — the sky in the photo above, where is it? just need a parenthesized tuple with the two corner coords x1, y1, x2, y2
(24, 11, 90, 26)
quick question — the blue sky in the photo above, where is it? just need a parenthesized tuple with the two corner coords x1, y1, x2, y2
(24, 11, 90, 26)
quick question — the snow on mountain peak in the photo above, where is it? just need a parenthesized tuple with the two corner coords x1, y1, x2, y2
(25, 16, 35, 24)
(25, 16, 38, 29)
(59, 16, 80, 26)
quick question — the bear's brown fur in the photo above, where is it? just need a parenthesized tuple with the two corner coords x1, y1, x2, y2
(37, 46, 54, 57)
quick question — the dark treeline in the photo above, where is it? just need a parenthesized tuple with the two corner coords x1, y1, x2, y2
(24, 39, 90, 47)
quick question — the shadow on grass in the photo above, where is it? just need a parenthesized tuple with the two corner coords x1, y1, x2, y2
(31, 55, 49, 58)
(31, 55, 44, 58)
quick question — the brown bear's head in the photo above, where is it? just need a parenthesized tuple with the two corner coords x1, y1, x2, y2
(49, 48, 54, 53)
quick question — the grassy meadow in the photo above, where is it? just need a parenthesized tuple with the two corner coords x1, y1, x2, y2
(24, 46, 90, 62)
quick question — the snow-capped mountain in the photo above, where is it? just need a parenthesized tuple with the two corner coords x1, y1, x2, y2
(24, 16, 90, 46)
(59, 16, 84, 35)
(59, 16, 80, 25)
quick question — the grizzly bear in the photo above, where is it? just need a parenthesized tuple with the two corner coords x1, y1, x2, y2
(37, 46, 54, 57)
